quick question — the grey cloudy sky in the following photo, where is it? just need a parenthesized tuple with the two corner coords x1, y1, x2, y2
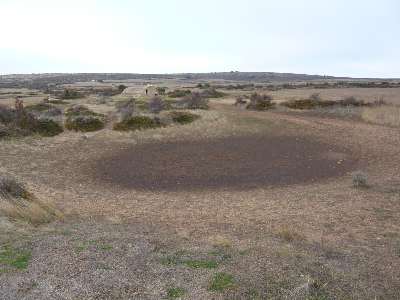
(1, 0, 399, 78)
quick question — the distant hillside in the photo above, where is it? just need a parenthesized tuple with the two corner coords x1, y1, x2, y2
(1, 72, 398, 90)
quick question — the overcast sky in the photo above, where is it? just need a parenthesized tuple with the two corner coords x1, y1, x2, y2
(1, 0, 399, 78)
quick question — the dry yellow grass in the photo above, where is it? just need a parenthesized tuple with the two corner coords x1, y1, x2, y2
(362, 105, 400, 126)
(0, 194, 64, 225)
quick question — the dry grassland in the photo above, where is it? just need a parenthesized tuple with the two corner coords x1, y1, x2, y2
(0, 86, 400, 299)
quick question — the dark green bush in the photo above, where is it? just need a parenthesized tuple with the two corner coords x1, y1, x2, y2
(281, 99, 370, 110)
(59, 89, 84, 100)
(65, 116, 104, 132)
(168, 111, 201, 124)
(113, 116, 166, 131)
(25, 103, 52, 111)
(168, 89, 191, 98)
(36, 119, 63, 137)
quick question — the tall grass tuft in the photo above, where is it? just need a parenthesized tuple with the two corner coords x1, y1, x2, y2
(0, 178, 64, 225)
(362, 106, 400, 127)
(351, 171, 368, 188)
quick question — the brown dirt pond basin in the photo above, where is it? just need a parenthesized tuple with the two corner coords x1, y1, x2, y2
(89, 134, 358, 191)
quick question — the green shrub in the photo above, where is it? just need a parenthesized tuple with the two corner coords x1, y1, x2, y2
(25, 103, 52, 111)
(36, 119, 63, 137)
(59, 89, 84, 99)
(168, 111, 200, 124)
(65, 116, 104, 132)
(113, 116, 166, 131)
(281, 99, 370, 110)
(168, 89, 191, 98)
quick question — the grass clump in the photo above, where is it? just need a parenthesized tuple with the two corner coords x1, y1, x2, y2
(164, 284, 187, 299)
(0, 178, 63, 225)
(113, 116, 166, 131)
(277, 229, 305, 242)
(351, 171, 368, 188)
(362, 106, 400, 127)
(207, 272, 235, 291)
(168, 111, 201, 125)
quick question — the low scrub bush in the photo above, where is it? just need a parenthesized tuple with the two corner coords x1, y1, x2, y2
(65, 105, 106, 132)
(201, 88, 226, 98)
(309, 92, 321, 100)
(113, 116, 166, 131)
(0, 98, 62, 138)
(174, 93, 209, 109)
(36, 119, 63, 137)
(65, 116, 104, 132)
(168, 111, 201, 124)
(168, 89, 191, 98)
(59, 89, 84, 100)
(0, 178, 63, 225)
(25, 103, 52, 111)
(147, 96, 166, 114)
(233, 96, 247, 107)
(246, 93, 275, 111)
(351, 171, 368, 188)
(281, 99, 370, 110)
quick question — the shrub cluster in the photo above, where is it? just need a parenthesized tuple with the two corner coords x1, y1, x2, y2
(245, 93, 275, 111)
(59, 89, 84, 100)
(65, 106, 105, 132)
(147, 96, 166, 114)
(168, 111, 201, 124)
(281, 98, 370, 110)
(168, 89, 192, 98)
(200, 88, 226, 98)
(174, 93, 209, 109)
(233, 96, 247, 107)
(0, 98, 63, 138)
(113, 116, 166, 131)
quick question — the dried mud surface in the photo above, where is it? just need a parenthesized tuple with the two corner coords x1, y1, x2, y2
(91, 134, 357, 192)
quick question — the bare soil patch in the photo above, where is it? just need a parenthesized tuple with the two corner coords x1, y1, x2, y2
(91, 134, 357, 192)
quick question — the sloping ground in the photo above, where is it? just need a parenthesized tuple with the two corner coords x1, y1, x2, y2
(1, 104, 400, 299)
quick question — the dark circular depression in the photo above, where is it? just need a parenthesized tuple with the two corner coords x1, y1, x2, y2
(89, 134, 357, 191)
